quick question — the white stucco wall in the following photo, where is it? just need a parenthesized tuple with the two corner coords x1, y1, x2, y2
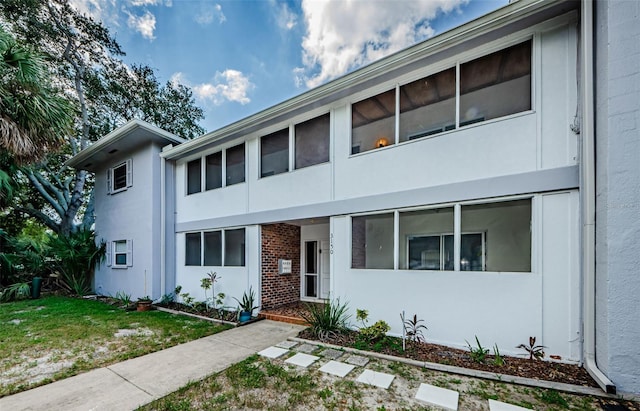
(174, 22, 578, 225)
(174, 225, 260, 310)
(595, 0, 640, 394)
(331, 191, 580, 361)
(93, 142, 163, 300)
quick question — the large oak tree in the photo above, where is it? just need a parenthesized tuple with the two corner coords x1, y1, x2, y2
(0, 0, 206, 235)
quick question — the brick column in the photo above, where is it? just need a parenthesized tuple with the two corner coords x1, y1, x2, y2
(261, 223, 301, 309)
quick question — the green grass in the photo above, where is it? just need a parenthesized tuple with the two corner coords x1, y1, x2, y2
(0, 296, 231, 397)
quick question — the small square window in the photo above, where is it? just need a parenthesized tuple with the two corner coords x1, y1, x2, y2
(111, 239, 131, 268)
(108, 160, 132, 194)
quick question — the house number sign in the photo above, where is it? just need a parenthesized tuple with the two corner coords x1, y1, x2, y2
(278, 259, 292, 275)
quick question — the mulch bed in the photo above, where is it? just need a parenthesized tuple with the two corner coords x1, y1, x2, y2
(298, 328, 598, 387)
(155, 302, 240, 323)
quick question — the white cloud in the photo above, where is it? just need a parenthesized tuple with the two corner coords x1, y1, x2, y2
(195, 3, 226, 25)
(130, 0, 170, 6)
(171, 70, 254, 106)
(274, 1, 297, 30)
(127, 10, 157, 40)
(68, 0, 119, 25)
(295, 0, 467, 89)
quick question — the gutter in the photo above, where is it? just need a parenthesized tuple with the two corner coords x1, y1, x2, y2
(580, 0, 616, 395)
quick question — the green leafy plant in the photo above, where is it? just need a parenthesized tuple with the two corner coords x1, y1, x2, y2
(233, 286, 258, 314)
(138, 295, 151, 302)
(114, 290, 132, 307)
(0, 282, 31, 302)
(201, 271, 221, 312)
(400, 312, 428, 343)
(466, 336, 489, 363)
(360, 320, 391, 342)
(179, 291, 195, 307)
(47, 229, 105, 296)
(493, 344, 505, 366)
(300, 298, 351, 341)
(517, 336, 546, 360)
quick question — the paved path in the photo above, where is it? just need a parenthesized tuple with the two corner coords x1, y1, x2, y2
(0, 320, 304, 411)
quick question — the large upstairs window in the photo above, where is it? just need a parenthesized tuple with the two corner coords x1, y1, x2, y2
(295, 113, 330, 169)
(351, 40, 532, 154)
(261, 128, 289, 177)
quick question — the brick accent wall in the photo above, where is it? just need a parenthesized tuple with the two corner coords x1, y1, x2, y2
(261, 223, 301, 309)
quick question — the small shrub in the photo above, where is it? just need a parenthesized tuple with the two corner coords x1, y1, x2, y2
(467, 336, 489, 364)
(493, 344, 505, 366)
(300, 298, 350, 341)
(114, 290, 132, 307)
(360, 320, 390, 342)
(0, 282, 31, 302)
(401, 312, 428, 343)
(517, 336, 545, 360)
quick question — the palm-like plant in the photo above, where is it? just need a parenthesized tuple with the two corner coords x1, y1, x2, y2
(47, 229, 105, 296)
(0, 25, 74, 163)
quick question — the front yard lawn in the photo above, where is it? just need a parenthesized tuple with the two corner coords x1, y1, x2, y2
(0, 296, 231, 397)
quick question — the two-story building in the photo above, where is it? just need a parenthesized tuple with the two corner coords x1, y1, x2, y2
(66, 0, 640, 396)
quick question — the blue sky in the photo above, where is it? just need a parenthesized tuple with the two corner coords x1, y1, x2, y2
(71, 0, 508, 133)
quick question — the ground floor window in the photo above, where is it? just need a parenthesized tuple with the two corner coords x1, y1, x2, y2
(185, 228, 246, 267)
(107, 239, 132, 268)
(352, 198, 531, 272)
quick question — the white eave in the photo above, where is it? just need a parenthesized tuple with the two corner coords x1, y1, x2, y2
(65, 119, 187, 171)
(161, 0, 569, 161)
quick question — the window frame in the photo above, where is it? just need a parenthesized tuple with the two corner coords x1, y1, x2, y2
(186, 143, 246, 195)
(184, 228, 246, 267)
(107, 159, 132, 195)
(405, 232, 486, 271)
(349, 37, 534, 156)
(351, 196, 532, 273)
(107, 239, 132, 269)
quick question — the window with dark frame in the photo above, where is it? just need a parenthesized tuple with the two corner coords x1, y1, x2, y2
(112, 163, 127, 191)
(205, 152, 222, 191)
(187, 159, 202, 195)
(226, 143, 245, 185)
(185, 232, 201, 266)
(261, 128, 289, 178)
(295, 114, 330, 169)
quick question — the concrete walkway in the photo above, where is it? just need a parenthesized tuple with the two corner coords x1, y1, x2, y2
(0, 320, 304, 411)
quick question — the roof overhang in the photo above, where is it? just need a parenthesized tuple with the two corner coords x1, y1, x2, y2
(161, 0, 577, 161)
(65, 119, 187, 172)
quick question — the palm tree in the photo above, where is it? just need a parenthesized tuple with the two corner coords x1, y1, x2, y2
(0, 25, 73, 163)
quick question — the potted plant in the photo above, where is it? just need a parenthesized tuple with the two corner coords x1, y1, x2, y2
(233, 287, 258, 323)
(136, 296, 153, 312)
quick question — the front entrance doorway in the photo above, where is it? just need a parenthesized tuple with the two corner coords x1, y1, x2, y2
(302, 238, 330, 300)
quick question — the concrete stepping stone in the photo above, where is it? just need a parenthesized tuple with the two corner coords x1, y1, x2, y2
(344, 354, 369, 366)
(319, 348, 343, 360)
(319, 360, 355, 377)
(275, 340, 298, 349)
(285, 353, 320, 368)
(489, 399, 530, 411)
(258, 346, 288, 359)
(356, 369, 395, 389)
(415, 383, 459, 411)
(294, 343, 318, 353)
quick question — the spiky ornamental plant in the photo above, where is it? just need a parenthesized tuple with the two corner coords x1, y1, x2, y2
(516, 336, 546, 360)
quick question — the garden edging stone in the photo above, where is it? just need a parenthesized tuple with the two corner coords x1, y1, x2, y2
(288, 337, 619, 399)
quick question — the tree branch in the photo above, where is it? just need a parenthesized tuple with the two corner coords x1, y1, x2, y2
(25, 170, 65, 218)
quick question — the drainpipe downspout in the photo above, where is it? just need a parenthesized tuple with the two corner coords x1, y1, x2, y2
(581, 0, 616, 395)
(160, 153, 167, 297)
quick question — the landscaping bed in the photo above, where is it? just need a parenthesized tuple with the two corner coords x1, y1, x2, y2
(154, 301, 251, 324)
(298, 328, 597, 388)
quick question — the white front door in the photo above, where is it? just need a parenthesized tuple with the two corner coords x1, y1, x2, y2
(320, 240, 330, 299)
(303, 239, 330, 300)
